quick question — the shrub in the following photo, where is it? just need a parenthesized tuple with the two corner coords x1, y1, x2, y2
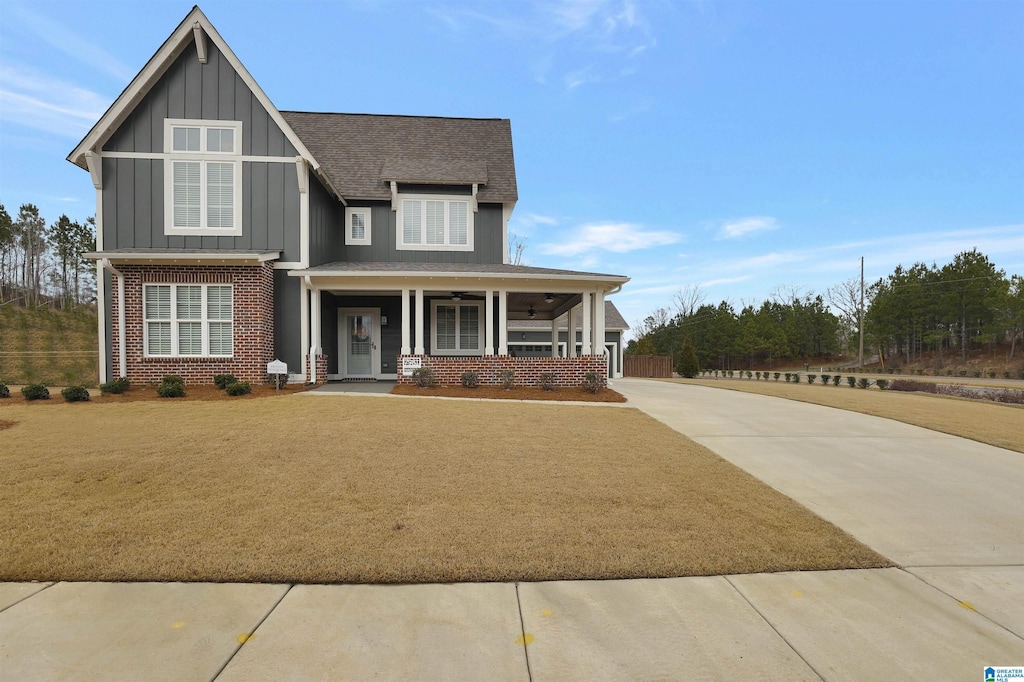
(213, 373, 238, 389)
(21, 384, 50, 400)
(915, 369, 924, 375)
(499, 369, 515, 390)
(832, 374, 841, 386)
(875, 379, 889, 390)
(100, 377, 130, 394)
(675, 337, 700, 378)
(774, 372, 780, 381)
(889, 379, 938, 394)
(156, 382, 185, 398)
(1018, 370, 1024, 380)
(460, 371, 479, 388)
(745, 370, 752, 379)
(821, 374, 831, 385)
(727, 370, 734, 378)
(973, 371, 982, 378)
(784, 373, 791, 382)
(847, 376, 857, 387)
(857, 378, 871, 389)
(225, 381, 252, 396)
(988, 371, 996, 379)
(412, 367, 436, 388)
(1004, 371, 1011, 379)
(0, 383, 9, 398)
(162, 375, 185, 388)
(538, 372, 556, 391)
(959, 370, 967, 377)
(581, 371, 601, 394)
(755, 371, 761, 380)
(806, 374, 816, 384)
(61, 386, 91, 402)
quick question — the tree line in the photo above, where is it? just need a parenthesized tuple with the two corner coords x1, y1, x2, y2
(0, 203, 96, 308)
(626, 249, 1023, 369)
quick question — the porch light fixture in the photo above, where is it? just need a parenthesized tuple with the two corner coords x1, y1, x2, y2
(544, 294, 554, 303)
(451, 292, 462, 301)
(528, 306, 536, 319)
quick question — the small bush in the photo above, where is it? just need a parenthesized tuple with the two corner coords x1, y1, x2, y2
(100, 377, 130, 394)
(581, 371, 601, 394)
(213, 373, 238, 389)
(21, 384, 50, 400)
(412, 367, 436, 388)
(0, 383, 9, 398)
(857, 378, 870, 389)
(875, 379, 889, 390)
(773, 372, 780, 381)
(832, 374, 841, 386)
(162, 375, 185, 388)
(1018, 370, 1024, 380)
(973, 371, 982, 378)
(784, 373, 792, 382)
(727, 370, 734, 378)
(846, 376, 857, 387)
(499, 369, 515, 390)
(946, 370, 953, 376)
(959, 370, 967, 377)
(61, 386, 91, 402)
(755, 371, 762, 380)
(821, 374, 831, 385)
(806, 374, 816, 384)
(460, 371, 479, 388)
(225, 381, 252, 396)
(156, 382, 185, 398)
(538, 372, 556, 391)
(1004, 371, 1011, 379)
(745, 370, 752, 379)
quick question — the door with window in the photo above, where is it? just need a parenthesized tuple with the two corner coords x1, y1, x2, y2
(338, 309, 380, 379)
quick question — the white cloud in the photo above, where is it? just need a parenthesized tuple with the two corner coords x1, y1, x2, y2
(718, 216, 779, 240)
(540, 222, 680, 256)
(0, 65, 108, 138)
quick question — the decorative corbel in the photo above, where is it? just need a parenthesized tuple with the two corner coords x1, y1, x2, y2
(390, 181, 398, 212)
(193, 23, 208, 64)
(295, 157, 308, 194)
(471, 183, 479, 213)
(85, 151, 102, 190)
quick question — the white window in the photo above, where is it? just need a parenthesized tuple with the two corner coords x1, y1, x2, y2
(345, 207, 372, 245)
(143, 284, 233, 357)
(396, 195, 474, 251)
(431, 301, 483, 355)
(163, 119, 243, 236)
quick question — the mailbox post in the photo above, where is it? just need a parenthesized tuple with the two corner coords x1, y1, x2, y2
(267, 359, 288, 390)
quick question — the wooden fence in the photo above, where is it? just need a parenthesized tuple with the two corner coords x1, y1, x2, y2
(623, 355, 673, 378)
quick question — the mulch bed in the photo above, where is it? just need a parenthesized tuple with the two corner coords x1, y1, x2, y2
(390, 383, 627, 402)
(0, 383, 313, 404)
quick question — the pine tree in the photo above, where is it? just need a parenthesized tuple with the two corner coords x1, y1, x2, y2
(675, 336, 699, 378)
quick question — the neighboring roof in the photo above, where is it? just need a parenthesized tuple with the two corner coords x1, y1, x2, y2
(85, 249, 280, 264)
(68, 7, 316, 172)
(508, 300, 629, 331)
(291, 261, 626, 282)
(280, 112, 518, 203)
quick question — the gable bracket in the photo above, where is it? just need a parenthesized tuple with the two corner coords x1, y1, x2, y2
(193, 23, 208, 64)
(472, 183, 479, 213)
(85, 151, 102, 190)
(295, 157, 308, 194)
(390, 181, 398, 212)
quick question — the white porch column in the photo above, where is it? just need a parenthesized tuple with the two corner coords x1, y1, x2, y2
(414, 288, 425, 354)
(593, 290, 605, 357)
(498, 289, 508, 355)
(550, 317, 559, 357)
(96, 262, 108, 382)
(401, 288, 411, 355)
(485, 289, 495, 355)
(300, 278, 310, 377)
(309, 287, 321, 383)
(567, 306, 577, 357)
(581, 292, 592, 355)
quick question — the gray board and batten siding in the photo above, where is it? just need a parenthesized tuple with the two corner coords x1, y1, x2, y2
(100, 39, 300, 261)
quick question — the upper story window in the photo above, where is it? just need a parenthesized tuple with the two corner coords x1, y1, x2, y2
(163, 119, 243, 237)
(345, 207, 372, 246)
(396, 195, 474, 251)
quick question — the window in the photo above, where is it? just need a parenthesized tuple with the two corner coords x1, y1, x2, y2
(164, 119, 242, 236)
(431, 301, 483, 354)
(345, 207, 372, 245)
(396, 195, 474, 251)
(144, 284, 233, 357)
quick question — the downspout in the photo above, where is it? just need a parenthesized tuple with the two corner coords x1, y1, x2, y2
(99, 259, 127, 379)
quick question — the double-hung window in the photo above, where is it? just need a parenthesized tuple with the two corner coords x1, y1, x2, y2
(431, 301, 483, 355)
(397, 195, 473, 251)
(345, 207, 372, 245)
(164, 119, 243, 236)
(144, 284, 233, 357)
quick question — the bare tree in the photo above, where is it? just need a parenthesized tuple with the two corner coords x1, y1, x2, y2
(508, 233, 528, 266)
(672, 284, 705, 319)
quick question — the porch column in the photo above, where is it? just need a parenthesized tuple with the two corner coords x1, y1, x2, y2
(593, 290, 605, 356)
(485, 289, 494, 355)
(581, 292, 592, 355)
(300, 278, 310, 377)
(550, 316, 559, 357)
(401, 288, 411, 355)
(309, 287, 321, 383)
(567, 306, 577, 357)
(498, 289, 508, 355)
(414, 288, 425, 354)
(96, 262, 108, 382)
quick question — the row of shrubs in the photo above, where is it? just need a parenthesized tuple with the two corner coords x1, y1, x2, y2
(699, 370, 888, 390)
(888, 379, 1024, 404)
(411, 367, 604, 394)
(0, 373, 253, 402)
(806, 366, 1024, 380)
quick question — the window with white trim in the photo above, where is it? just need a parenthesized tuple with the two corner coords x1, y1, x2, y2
(345, 207, 371, 245)
(431, 301, 483, 354)
(163, 119, 243, 236)
(144, 284, 233, 357)
(396, 195, 474, 251)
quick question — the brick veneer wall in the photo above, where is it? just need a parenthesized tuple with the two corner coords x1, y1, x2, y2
(396, 354, 607, 388)
(304, 354, 328, 385)
(113, 262, 275, 384)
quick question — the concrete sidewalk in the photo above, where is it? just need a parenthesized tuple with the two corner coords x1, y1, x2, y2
(3, 379, 1022, 679)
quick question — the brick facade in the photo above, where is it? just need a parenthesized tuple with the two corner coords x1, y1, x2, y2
(112, 262, 275, 385)
(304, 354, 329, 385)
(396, 354, 607, 388)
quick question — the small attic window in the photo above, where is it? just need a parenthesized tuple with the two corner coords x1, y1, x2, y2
(345, 207, 371, 246)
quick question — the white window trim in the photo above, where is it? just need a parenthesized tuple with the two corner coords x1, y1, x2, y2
(345, 207, 372, 246)
(143, 283, 234, 358)
(396, 194, 474, 252)
(163, 119, 243, 237)
(430, 300, 484, 355)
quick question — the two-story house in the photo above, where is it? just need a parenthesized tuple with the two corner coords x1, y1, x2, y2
(71, 7, 629, 387)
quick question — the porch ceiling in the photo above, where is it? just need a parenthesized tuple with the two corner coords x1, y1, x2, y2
(321, 289, 583, 320)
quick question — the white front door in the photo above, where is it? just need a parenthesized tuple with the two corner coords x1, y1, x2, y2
(339, 309, 380, 379)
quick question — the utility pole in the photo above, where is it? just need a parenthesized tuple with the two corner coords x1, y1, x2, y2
(858, 256, 865, 367)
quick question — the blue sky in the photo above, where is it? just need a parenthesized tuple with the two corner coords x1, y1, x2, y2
(1, 0, 1022, 332)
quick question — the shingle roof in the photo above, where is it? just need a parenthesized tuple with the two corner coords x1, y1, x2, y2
(295, 261, 627, 280)
(280, 112, 518, 203)
(508, 300, 630, 330)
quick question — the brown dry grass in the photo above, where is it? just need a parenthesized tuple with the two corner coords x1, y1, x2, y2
(670, 378, 1024, 453)
(0, 396, 888, 584)
(391, 383, 627, 402)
